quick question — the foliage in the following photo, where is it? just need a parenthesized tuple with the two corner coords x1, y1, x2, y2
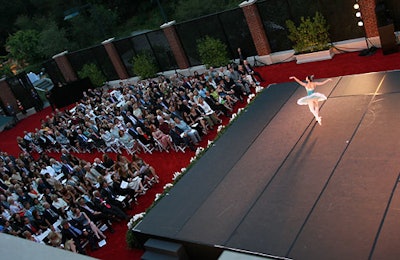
(6, 30, 41, 65)
(174, 0, 239, 22)
(197, 36, 230, 68)
(132, 52, 158, 79)
(37, 22, 71, 58)
(2, 0, 239, 72)
(126, 229, 141, 249)
(67, 4, 119, 50)
(77, 63, 106, 87)
(0, 63, 14, 78)
(286, 12, 331, 54)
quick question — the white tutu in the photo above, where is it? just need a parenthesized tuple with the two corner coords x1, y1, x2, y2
(297, 92, 327, 105)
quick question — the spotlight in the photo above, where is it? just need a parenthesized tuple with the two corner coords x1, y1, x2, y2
(353, 1, 377, 57)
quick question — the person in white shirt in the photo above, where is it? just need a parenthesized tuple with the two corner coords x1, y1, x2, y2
(39, 163, 56, 177)
(197, 97, 222, 128)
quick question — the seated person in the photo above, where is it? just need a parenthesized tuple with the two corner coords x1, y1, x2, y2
(60, 219, 98, 254)
(169, 122, 196, 151)
(185, 106, 208, 135)
(150, 124, 173, 150)
(92, 190, 128, 222)
(118, 129, 137, 150)
(77, 197, 114, 233)
(204, 90, 231, 117)
(130, 154, 159, 184)
(173, 117, 201, 145)
(136, 126, 155, 146)
(197, 97, 221, 129)
(72, 208, 106, 241)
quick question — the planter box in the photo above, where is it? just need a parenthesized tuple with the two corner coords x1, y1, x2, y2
(295, 48, 335, 64)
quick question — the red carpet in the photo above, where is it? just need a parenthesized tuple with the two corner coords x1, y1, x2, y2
(257, 49, 400, 87)
(0, 48, 399, 260)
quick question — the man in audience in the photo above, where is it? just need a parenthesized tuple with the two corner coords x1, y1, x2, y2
(60, 219, 98, 254)
(92, 190, 128, 221)
(173, 117, 201, 145)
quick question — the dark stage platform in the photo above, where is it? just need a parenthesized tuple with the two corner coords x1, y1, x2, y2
(135, 70, 400, 260)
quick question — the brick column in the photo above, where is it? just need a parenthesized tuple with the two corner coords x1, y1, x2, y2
(240, 0, 271, 56)
(52, 51, 78, 82)
(102, 38, 129, 79)
(161, 21, 190, 69)
(359, 0, 379, 37)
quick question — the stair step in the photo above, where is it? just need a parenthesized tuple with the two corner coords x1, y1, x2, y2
(141, 250, 180, 260)
(144, 238, 187, 258)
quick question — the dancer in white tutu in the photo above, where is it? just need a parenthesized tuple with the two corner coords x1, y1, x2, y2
(289, 75, 332, 125)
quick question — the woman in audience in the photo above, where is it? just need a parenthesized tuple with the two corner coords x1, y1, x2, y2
(72, 207, 106, 241)
(9, 213, 24, 236)
(32, 197, 45, 215)
(118, 129, 136, 150)
(32, 209, 52, 232)
(130, 154, 159, 184)
(102, 153, 115, 169)
(186, 106, 209, 135)
(150, 124, 173, 150)
(115, 159, 146, 194)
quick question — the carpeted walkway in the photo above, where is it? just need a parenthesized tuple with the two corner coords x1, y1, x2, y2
(0, 48, 399, 260)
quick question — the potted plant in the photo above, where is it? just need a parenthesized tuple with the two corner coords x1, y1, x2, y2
(286, 12, 334, 64)
(78, 63, 107, 87)
(132, 52, 158, 80)
(197, 36, 230, 68)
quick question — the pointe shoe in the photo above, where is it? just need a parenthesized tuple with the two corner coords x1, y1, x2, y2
(316, 117, 322, 125)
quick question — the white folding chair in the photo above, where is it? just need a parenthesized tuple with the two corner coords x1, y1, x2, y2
(137, 139, 155, 154)
(173, 143, 187, 153)
(120, 139, 138, 155)
(154, 138, 169, 153)
(105, 139, 122, 153)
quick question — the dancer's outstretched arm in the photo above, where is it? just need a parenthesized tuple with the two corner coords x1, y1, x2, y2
(289, 76, 306, 87)
(315, 78, 333, 86)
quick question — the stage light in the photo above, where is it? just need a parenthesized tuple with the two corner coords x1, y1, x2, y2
(353, 1, 377, 56)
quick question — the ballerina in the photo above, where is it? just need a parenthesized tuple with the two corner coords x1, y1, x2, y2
(289, 75, 332, 125)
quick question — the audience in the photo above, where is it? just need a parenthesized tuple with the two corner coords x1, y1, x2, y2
(0, 63, 258, 255)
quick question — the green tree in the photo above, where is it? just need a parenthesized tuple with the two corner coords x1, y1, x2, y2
(286, 12, 331, 54)
(37, 22, 71, 58)
(6, 30, 41, 65)
(0, 0, 30, 55)
(132, 52, 158, 79)
(78, 63, 107, 87)
(0, 63, 14, 78)
(67, 4, 118, 49)
(174, 0, 238, 22)
(197, 36, 229, 68)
